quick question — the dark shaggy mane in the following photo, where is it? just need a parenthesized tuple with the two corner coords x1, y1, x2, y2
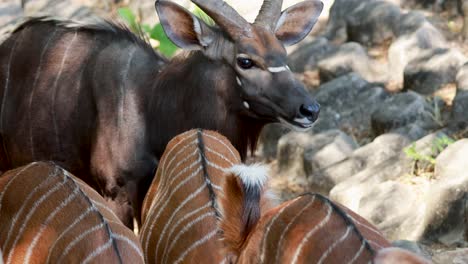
(13, 16, 167, 61)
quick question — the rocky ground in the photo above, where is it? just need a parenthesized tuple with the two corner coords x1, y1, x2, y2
(0, 0, 467, 263)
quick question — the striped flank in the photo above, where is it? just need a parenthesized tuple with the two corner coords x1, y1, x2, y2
(0, 162, 144, 264)
(140, 129, 242, 264)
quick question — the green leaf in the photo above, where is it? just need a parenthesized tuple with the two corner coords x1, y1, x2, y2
(117, 7, 138, 31)
(149, 24, 178, 57)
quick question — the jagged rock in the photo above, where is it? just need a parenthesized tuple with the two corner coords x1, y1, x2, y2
(346, 1, 402, 46)
(456, 62, 468, 90)
(404, 48, 467, 95)
(325, 133, 411, 194)
(387, 12, 447, 90)
(311, 73, 390, 135)
(423, 139, 468, 246)
(451, 90, 468, 129)
(371, 91, 437, 136)
(317, 42, 388, 83)
(330, 135, 468, 246)
(0, 2, 24, 42)
(288, 37, 338, 72)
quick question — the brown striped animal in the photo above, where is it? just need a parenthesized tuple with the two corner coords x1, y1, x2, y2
(0, 161, 144, 264)
(230, 193, 431, 264)
(140, 129, 275, 264)
(0, 0, 323, 228)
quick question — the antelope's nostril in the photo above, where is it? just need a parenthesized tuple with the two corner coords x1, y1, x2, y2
(299, 103, 320, 122)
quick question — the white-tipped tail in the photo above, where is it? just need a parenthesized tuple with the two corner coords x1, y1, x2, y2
(227, 163, 269, 188)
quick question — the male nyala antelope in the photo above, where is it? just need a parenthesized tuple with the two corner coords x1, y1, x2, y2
(0, 162, 144, 264)
(139, 129, 275, 264)
(0, 0, 323, 227)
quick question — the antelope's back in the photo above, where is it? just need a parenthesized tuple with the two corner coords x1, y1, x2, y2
(241, 193, 391, 264)
(140, 129, 241, 264)
(0, 162, 144, 264)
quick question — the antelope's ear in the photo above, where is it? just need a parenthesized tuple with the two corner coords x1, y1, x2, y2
(275, 0, 323, 46)
(155, 0, 215, 50)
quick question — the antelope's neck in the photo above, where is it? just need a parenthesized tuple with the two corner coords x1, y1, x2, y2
(146, 52, 260, 160)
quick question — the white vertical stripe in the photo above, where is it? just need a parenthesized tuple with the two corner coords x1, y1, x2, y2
(112, 233, 144, 261)
(0, 30, 24, 134)
(203, 133, 239, 162)
(28, 28, 58, 160)
(161, 132, 197, 175)
(0, 162, 37, 213)
(24, 185, 80, 263)
(143, 154, 202, 234)
(291, 203, 333, 264)
(6, 171, 67, 264)
(317, 226, 352, 264)
(81, 238, 113, 264)
(347, 241, 366, 264)
(274, 198, 314, 262)
(142, 163, 202, 255)
(172, 229, 217, 264)
(164, 212, 216, 264)
(51, 30, 78, 155)
(204, 146, 235, 166)
(156, 184, 207, 261)
(57, 223, 106, 262)
(46, 207, 95, 263)
(117, 46, 137, 141)
(260, 198, 298, 262)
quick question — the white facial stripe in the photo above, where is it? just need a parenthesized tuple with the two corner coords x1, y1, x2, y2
(268, 65, 289, 73)
(243, 101, 250, 109)
(236, 76, 242, 86)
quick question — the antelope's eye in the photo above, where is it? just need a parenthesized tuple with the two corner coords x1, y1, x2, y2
(237, 57, 254, 69)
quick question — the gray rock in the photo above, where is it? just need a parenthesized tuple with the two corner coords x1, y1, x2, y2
(277, 130, 356, 176)
(391, 240, 432, 260)
(303, 131, 358, 194)
(311, 73, 390, 136)
(0, 2, 24, 42)
(451, 90, 468, 129)
(456, 62, 468, 91)
(287, 37, 338, 73)
(258, 123, 290, 160)
(317, 42, 388, 83)
(387, 14, 447, 90)
(423, 139, 468, 246)
(346, 1, 402, 46)
(324, 0, 374, 42)
(371, 91, 437, 136)
(325, 133, 411, 192)
(404, 48, 467, 95)
(432, 248, 468, 264)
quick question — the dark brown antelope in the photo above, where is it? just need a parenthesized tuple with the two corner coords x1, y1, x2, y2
(139, 129, 274, 264)
(229, 193, 431, 264)
(0, 0, 323, 227)
(0, 161, 144, 264)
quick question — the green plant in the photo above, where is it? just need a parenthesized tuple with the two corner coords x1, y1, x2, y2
(404, 135, 455, 177)
(117, 5, 215, 58)
(117, 7, 179, 57)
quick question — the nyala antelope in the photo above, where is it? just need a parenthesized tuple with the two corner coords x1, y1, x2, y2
(0, 0, 323, 228)
(0, 162, 144, 264)
(233, 193, 432, 264)
(139, 129, 275, 264)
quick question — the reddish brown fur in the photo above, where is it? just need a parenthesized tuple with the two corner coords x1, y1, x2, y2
(0, 162, 143, 264)
(237, 193, 391, 263)
(218, 167, 275, 261)
(140, 129, 242, 264)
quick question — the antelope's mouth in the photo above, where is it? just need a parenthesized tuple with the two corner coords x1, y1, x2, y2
(278, 116, 315, 132)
